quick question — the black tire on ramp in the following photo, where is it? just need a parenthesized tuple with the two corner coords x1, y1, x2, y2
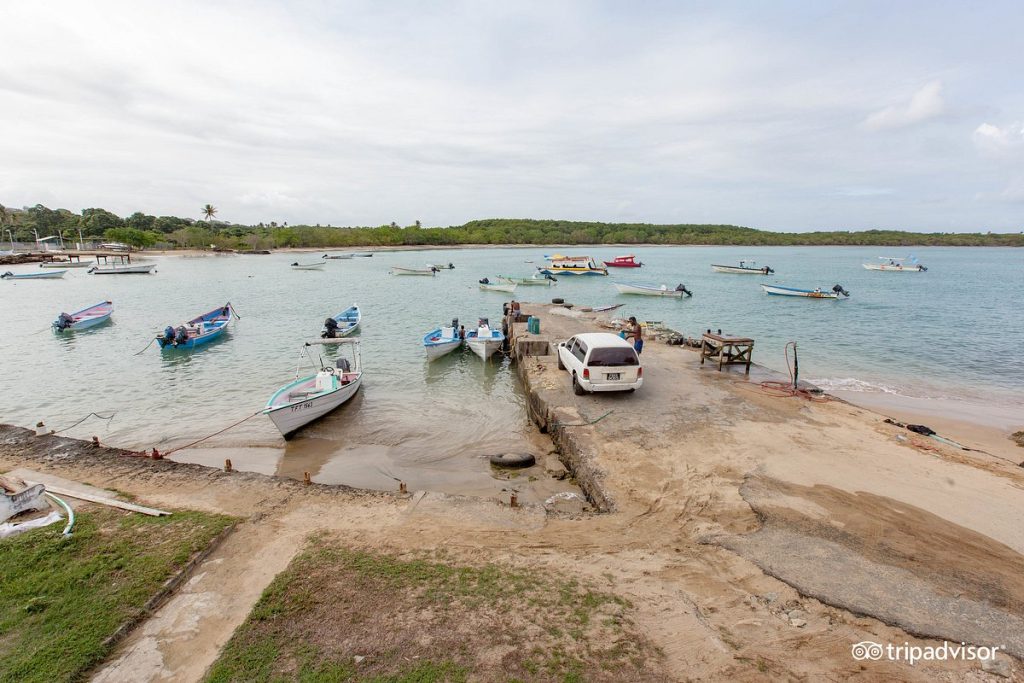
(488, 452, 536, 468)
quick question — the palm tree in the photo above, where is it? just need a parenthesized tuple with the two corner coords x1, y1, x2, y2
(202, 204, 217, 221)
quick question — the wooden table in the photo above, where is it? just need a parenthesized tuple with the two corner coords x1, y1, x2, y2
(700, 333, 754, 374)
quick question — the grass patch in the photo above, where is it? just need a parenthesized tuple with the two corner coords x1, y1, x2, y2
(207, 541, 667, 682)
(0, 507, 234, 683)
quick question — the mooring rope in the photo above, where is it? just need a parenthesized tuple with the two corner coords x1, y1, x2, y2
(161, 410, 263, 457)
(133, 337, 156, 355)
(53, 412, 116, 434)
(551, 410, 614, 429)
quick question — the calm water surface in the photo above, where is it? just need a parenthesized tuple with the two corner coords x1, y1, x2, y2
(1, 246, 1021, 492)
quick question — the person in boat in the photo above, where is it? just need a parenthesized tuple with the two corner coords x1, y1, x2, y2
(625, 316, 644, 355)
(322, 317, 339, 339)
(459, 325, 466, 340)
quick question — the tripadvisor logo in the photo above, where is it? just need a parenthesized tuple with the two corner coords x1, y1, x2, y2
(852, 641, 1001, 666)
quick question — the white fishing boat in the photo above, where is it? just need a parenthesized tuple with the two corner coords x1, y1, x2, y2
(41, 260, 93, 269)
(291, 261, 325, 270)
(2, 270, 66, 280)
(497, 274, 555, 286)
(863, 257, 927, 272)
(423, 319, 463, 360)
(390, 266, 438, 276)
(760, 284, 849, 299)
(88, 264, 156, 274)
(52, 301, 114, 332)
(322, 253, 353, 260)
(614, 282, 692, 298)
(478, 278, 517, 293)
(711, 260, 773, 274)
(264, 340, 363, 438)
(465, 319, 504, 360)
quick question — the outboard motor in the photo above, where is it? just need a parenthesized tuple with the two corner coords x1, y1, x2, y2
(163, 326, 175, 344)
(322, 317, 339, 339)
(919, 265, 928, 272)
(675, 283, 693, 297)
(450, 317, 459, 330)
(763, 266, 775, 274)
(174, 326, 189, 345)
(55, 313, 74, 331)
(832, 284, 850, 297)
(448, 262, 454, 269)
(479, 277, 490, 285)
(479, 317, 489, 329)
(338, 358, 351, 372)
(545, 273, 557, 282)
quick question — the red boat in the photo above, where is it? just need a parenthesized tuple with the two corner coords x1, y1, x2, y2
(603, 254, 643, 268)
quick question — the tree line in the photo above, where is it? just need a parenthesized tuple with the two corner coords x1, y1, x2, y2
(0, 205, 1020, 249)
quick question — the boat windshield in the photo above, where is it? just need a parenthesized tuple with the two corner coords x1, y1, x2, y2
(587, 348, 639, 367)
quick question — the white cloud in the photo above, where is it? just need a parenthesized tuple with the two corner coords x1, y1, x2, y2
(862, 81, 945, 131)
(973, 121, 1024, 150)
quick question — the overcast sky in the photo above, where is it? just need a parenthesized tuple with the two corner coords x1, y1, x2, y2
(1, 1, 1022, 231)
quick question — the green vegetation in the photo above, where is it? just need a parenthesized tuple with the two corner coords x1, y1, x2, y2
(0, 508, 235, 683)
(206, 540, 666, 682)
(1, 203, 1020, 250)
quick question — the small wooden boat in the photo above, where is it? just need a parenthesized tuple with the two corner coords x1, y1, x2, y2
(863, 257, 927, 272)
(352, 252, 374, 257)
(41, 260, 93, 269)
(264, 340, 362, 438)
(2, 270, 66, 279)
(423, 320, 463, 360)
(537, 256, 607, 277)
(614, 282, 692, 297)
(321, 304, 361, 340)
(88, 264, 155, 274)
(53, 301, 113, 332)
(760, 284, 849, 299)
(592, 303, 624, 313)
(291, 261, 325, 270)
(497, 274, 555, 286)
(156, 303, 234, 350)
(711, 261, 773, 274)
(391, 266, 438, 275)
(323, 253, 354, 260)
(478, 278, 517, 293)
(603, 254, 643, 268)
(466, 319, 504, 360)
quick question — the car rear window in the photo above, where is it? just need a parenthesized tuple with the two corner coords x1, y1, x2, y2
(587, 347, 639, 366)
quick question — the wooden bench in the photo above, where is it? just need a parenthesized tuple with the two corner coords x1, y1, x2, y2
(700, 333, 754, 374)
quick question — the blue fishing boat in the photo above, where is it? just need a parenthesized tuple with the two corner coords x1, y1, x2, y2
(53, 301, 114, 332)
(321, 304, 361, 339)
(423, 319, 463, 360)
(157, 303, 235, 350)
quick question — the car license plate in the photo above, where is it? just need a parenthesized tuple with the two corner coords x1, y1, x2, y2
(607, 373, 620, 380)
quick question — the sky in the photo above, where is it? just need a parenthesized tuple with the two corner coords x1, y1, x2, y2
(0, 1, 1022, 232)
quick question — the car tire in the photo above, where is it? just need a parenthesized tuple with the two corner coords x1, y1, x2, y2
(627, 388, 636, 393)
(572, 373, 586, 395)
(557, 354, 566, 370)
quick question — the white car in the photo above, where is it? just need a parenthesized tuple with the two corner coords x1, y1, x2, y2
(556, 332, 643, 395)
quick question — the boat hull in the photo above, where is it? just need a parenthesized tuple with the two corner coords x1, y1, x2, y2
(760, 284, 839, 299)
(41, 261, 92, 268)
(537, 267, 607, 276)
(711, 265, 769, 274)
(157, 304, 233, 350)
(614, 283, 684, 297)
(862, 264, 926, 272)
(480, 283, 517, 293)
(391, 267, 436, 275)
(291, 263, 325, 270)
(265, 375, 362, 437)
(467, 338, 502, 359)
(497, 276, 552, 286)
(324, 305, 360, 338)
(53, 302, 114, 331)
(3, 270, 66, 279)
(89, 264, 155, 274)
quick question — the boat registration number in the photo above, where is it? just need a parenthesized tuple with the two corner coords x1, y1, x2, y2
(291, 402, 313, 411)
(607, 373, 620, 381)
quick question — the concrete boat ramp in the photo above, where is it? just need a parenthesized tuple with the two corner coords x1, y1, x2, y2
(1, 299, 1022, 679)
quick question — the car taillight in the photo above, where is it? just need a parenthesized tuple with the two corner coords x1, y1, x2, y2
(637, 367, 643, 377)
(583, 368, 590, 379)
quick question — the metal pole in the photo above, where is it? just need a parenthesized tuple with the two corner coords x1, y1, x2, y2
(792, 342, 799, 389)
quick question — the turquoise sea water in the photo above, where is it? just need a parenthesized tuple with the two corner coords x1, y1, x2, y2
(0, 246, 1020, 460)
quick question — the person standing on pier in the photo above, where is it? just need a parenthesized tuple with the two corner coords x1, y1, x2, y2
(625, 316, 644, 355)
